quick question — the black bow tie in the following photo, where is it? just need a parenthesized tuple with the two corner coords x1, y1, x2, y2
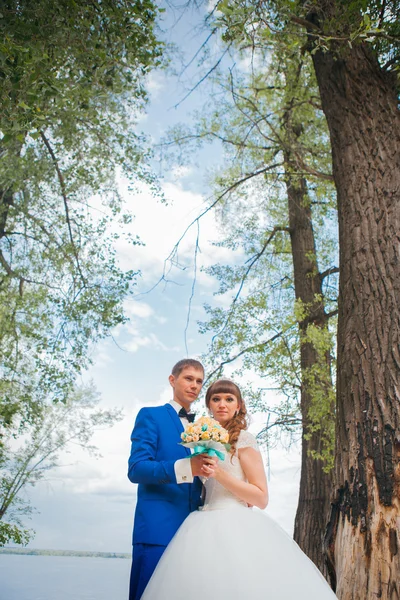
(179, 408, 196, 423)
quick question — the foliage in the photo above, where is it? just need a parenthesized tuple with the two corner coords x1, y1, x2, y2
(163, 44, 338, 464)
(0, 521, 31, 547)
(193, 0, 399, 469)
(0, 0, 163, 432)
(0, 383, 122, 546)
(213, 0, 400, 75)
(300, 318, 337, 470)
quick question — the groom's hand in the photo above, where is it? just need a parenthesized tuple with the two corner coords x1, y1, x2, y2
(190, 454, 218, 477)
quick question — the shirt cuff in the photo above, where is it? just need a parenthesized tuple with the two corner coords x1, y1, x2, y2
(174, 458, 194, 484)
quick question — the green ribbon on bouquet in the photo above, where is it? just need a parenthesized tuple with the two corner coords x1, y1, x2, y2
(192, 445, 226, 461)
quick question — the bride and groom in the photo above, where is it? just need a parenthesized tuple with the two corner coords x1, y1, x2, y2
(127, 358, 337, 599)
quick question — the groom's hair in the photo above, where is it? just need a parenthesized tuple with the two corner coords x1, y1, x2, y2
(171, 358, 204, 377)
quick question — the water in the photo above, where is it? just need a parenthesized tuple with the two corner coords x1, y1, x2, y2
(0, 554, 131, 600)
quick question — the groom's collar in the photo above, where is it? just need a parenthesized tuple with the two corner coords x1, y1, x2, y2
(170, 400, 195, 416)
(169, 400, 184, 414)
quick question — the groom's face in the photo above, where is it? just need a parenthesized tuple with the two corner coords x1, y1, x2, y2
(169, 366, 204, 410)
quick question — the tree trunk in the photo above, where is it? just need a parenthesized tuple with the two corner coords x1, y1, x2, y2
(311, 41, 400, 599)
(0, 189, 14, 239)
(284, 140, 334, 578)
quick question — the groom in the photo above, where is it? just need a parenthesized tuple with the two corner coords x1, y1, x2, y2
(127, 358, 216, 600)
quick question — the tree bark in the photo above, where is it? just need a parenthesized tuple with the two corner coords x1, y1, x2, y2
(0, 190, 13, 240)
(283, 133, 334, 578)
(311, 40, 400, 599)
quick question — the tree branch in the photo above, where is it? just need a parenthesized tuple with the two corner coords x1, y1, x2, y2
(258, 417, 303, 434)
(180, 27, 218, 76)
(40, 132, 86, 284)
(290, 15, 321, 33)
(0, 189, 14, 240)
(320, 266, 339, 281)
(0, 249, 34, 294)
(204, 327, 293, 384)
(378, 0, 387, 29)
(136, 162, 284, 300)
(173, 46, 231, 109)
(184, 219, 200, 356)
(294, 154, 333, 181)
(326, 309, 338, 319)
(211, 226, 290, 346)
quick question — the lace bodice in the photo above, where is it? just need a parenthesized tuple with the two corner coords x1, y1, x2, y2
(202, 430, 260, 511)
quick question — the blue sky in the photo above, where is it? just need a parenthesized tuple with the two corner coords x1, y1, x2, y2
(22, 5, 302, 554)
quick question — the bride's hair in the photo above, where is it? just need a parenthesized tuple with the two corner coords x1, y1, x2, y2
(205, 379, 249, 455)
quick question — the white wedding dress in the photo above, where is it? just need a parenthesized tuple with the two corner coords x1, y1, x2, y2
(142, 431, 337, 599)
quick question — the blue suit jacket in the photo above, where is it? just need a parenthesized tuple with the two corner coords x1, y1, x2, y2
(128, 403, 203, 546)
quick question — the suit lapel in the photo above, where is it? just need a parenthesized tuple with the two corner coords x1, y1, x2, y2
(165, 403, 191, 456)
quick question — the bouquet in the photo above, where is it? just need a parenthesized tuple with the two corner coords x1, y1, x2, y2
(180, 416, 230, 460)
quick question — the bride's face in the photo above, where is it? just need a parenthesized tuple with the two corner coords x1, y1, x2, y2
(209, 392, 240, 426)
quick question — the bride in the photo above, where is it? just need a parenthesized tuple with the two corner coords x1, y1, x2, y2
(142, 379, 337, 599)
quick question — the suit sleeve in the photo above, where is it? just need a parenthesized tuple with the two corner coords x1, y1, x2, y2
(127, 408, 178, 485)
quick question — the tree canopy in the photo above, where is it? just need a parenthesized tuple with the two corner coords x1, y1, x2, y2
(0, 0, 163, 544)
(0, 0, 162, 429)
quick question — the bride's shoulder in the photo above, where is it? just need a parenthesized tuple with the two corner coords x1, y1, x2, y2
(237, 430, 260, 452)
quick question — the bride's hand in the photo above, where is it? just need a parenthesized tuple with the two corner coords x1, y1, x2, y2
(201, 459, 219, 478)
(191, 455, 218, 477)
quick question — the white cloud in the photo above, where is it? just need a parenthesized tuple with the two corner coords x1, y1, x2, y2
(90, 347, 114, 369)
(114, 178, 235, 291)
(146, 70, 167, 99)
(124, 332, 172, 353)
(123, 300, 154, 319)
(170, 165, 194, 180)
(119, 320, 178, 353)
(154, 315, 167, 324)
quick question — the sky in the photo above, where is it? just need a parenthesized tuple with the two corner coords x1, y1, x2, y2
(20, 5, 302, 554)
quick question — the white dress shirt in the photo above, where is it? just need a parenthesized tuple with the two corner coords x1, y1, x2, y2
(170, 400, 195, 484)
